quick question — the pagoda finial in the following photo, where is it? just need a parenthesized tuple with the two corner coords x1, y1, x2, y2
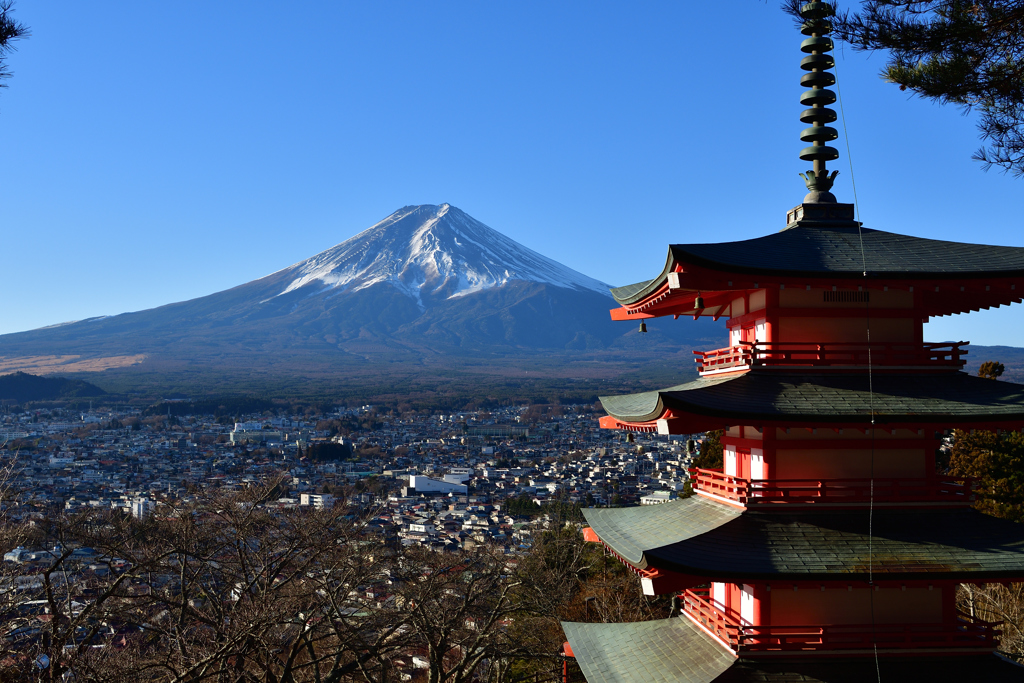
(797, 1, 840, 204)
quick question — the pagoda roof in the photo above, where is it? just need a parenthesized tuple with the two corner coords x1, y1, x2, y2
(599, 372, 1024, 427)
(582, 497, 742, 567)
(583, 499, 1024, 580)
(561, 617, 734, 683)
(562, 618, 1024, 683)
(611, 226, 1024, 306)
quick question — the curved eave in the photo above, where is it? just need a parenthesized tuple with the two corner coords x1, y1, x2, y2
(582, 498, 741, 569)
(610, 274, 1024, 322)
(562, 618, 735, 683)
(610, 250, 677, 306)
(608, 227, 1024, 317)
(599, 372, 1024, 429)
(582, 499, 1024, 582)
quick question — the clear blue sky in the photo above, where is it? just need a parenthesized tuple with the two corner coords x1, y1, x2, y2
(2, 1, 1022, 346)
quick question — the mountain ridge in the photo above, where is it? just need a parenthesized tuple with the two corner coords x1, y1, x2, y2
(0, 205, 722, 388)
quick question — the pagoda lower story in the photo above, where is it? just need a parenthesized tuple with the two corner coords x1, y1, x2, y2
(559, 219, 1024, 681)
(565, 377, 1024, 681)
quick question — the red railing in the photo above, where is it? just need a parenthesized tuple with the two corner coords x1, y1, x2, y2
(690, 468, 975, 506)
(696, 345, 751, 372)
(694, 341, 968, 373)
(682, 588, 1000, 653)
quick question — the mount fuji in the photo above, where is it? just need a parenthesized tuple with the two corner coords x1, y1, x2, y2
(277, 203, 610, 305)
(0, 204, 719, 389)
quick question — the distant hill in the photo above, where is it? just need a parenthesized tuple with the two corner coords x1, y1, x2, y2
(968, 346, 1024, 383)
(0, 372, 107, 402)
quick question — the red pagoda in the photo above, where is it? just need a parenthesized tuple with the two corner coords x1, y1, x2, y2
(561, 3, 1024, 681)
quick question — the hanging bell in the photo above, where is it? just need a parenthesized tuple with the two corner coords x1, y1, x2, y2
(695, 293, 705, 309)
(638, 321, 647, 334)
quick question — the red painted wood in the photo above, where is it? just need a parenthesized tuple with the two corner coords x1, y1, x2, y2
(611, 261, 1024, 320)
(682, 588, 1000, 654)
(690, 468, 976, 507)
(695, 341, 968, 374)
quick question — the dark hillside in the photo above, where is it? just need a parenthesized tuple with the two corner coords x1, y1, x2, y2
(0, 372, 107, 401)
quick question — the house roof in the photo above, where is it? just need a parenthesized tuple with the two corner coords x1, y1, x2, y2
(610, 226, 1024, 306)
(583, 499, 1024, 580)
(599, 372, 1024, 426)
(562, 617, 1024, 683)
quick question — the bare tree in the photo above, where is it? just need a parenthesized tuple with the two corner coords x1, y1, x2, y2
(0, 481, 415, 683)
(394, 544, 563, 683)
(0, 481, 618, 683)
(959, 583, 1024, 659)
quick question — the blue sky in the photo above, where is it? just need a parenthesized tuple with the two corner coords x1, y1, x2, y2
(2, 1, 1022, 346)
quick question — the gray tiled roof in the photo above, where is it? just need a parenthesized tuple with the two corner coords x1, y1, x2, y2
(610, 226, 1024, 304)
(564, 620, 1024, 683)
(582, 498, 741, 566)
(585, 498, 1024, 580)
(599, 372, 1024, 425)
(608, 278, 657, 303)
(562, 618, 734, 683)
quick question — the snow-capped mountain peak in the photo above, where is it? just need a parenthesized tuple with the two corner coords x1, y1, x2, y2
(275, 204, 611, 304)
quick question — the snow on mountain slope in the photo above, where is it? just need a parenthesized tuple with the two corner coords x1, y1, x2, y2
(273, 204, 611, 304)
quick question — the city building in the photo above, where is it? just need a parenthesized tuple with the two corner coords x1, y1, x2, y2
(405, 475, 468, 496)
(639, 490, 676, 506)
(300, 493, 336, 509)
(130, 497, 154, 520)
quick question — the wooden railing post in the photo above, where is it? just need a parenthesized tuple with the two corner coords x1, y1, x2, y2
(697, 341, 970, 374)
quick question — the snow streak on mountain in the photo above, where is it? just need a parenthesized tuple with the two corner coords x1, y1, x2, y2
(273, 204, 610, 306)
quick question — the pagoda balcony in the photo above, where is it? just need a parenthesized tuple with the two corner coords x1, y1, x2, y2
(694, 341, 968, 375)
(690, 468, 976, 507)
(682, 588, 1000, 654)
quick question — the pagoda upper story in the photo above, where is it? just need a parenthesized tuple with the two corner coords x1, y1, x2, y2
(611, 208, 1024, 345)
(597, 209, 1024, 438)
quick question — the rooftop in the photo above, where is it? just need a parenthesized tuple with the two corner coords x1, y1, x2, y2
(599, 371, 1024, 428)
(612, 225, 1024, 307)
(584, 499, 1024, 581)
(562, 617, 1024, 683)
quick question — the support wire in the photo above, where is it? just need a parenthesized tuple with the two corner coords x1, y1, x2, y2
(834, 52, 881, 683)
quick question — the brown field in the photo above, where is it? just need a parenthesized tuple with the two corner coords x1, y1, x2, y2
(0, 354, 146, 374)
